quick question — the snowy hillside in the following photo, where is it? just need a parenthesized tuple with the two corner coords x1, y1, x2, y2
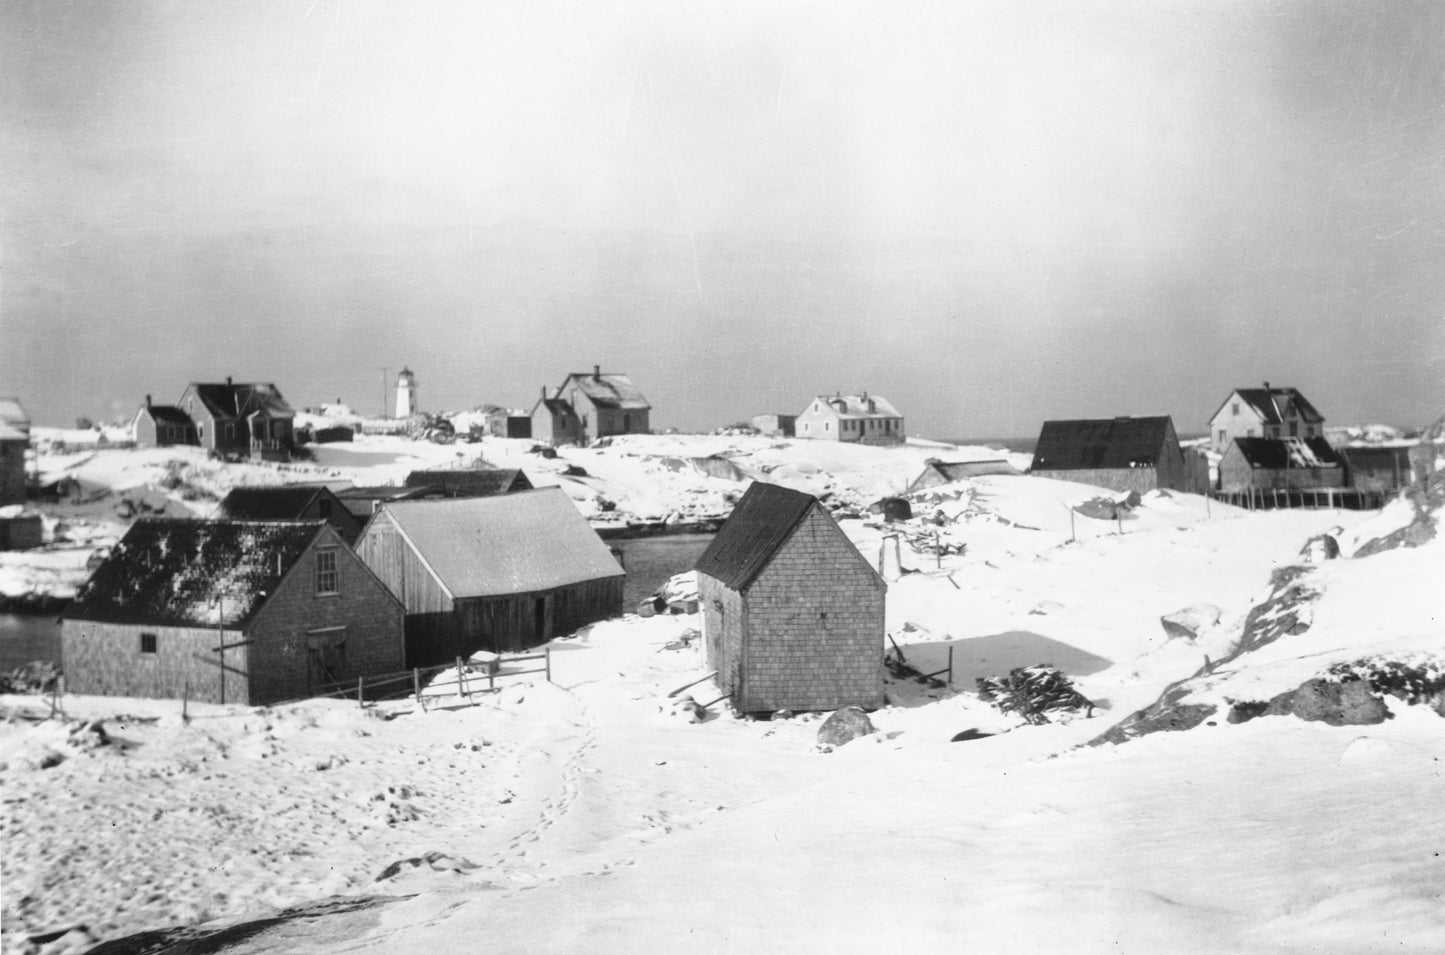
(2, 437, 1443, 953)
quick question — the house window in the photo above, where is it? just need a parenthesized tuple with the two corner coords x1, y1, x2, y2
(315, 549, 338, 595)
(1232, 402, 1240, 415)
(140, 632, 157, 654)
(1289, 420, 1298, 437)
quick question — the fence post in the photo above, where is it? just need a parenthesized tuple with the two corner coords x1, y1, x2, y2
(545, 645, 552, 683)
(357, 676, 364, 708)
(947, 644, 954, 686)
(456, 657, 466, 699)
(413, 668, 421, 707)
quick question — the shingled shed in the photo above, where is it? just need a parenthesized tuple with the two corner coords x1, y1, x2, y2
(218, 485, 364, 544)
(694, 482, 885, 714)
(355, 488, 625, 665)
(61, 520, 404, 704)
(1030, 416, 1190, 493)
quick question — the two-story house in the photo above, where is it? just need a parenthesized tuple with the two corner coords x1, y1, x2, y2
(533, 367, 651, 445)
(1209, 384, 1324, 454)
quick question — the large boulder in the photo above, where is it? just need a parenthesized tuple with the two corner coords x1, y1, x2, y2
(817, 706, 875, 748)
(1159, 604, 1221, 642)
(1266, 679, 1391, 726)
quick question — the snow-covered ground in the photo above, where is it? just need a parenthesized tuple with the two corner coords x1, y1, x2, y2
(2, 434, 1443, 953)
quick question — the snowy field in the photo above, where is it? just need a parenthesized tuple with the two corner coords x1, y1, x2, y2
(2, 433, 1442, 953)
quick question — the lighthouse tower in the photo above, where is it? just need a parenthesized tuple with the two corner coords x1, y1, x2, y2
(395, 367, 417, 418)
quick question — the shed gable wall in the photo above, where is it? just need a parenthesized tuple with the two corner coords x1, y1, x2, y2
(62, 621, 250, 704)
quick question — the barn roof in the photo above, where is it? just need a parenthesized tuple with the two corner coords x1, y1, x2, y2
(376, 487, 623, 598)
(564, 372, 651, 410)
(402, 468, 533, 496)
(65, 519, 328, 628)
(188, 382, 295, 420)
(1231, 437, 1342, 469)
(1337, 446, 1413, 469)
(218, 485, 336, 521)
(1213, 387, 1324, 426)
(693, 482, 817, 591)
(1031, 416, 1177, 471)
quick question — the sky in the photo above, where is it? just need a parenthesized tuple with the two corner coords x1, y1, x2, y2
(2, 0, 1442, 438)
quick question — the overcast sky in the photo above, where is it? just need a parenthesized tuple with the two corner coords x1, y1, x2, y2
(3, 0, 1442, 437)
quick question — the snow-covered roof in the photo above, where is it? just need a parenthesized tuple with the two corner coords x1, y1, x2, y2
(375, 488, 624, 598)
(563, 372, 651, 410)
(1031, 416, 1177, 471)
(0, 397, 30, 433)
(811, 394, 902, 419)
(1231, 437, 1342, 469)
(187, 382, 295, 420)
(65, 519, 330, 628)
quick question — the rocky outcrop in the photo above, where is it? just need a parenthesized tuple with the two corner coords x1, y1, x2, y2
(1354, 472, 1442, 557)
(1159, 604, 1221, 642)
(817, 706, 875, 748)
(1090, 683, 1217, 746)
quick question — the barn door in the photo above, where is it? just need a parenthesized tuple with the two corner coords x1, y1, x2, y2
(307, 628, 348, 690)
(533, 595, 553, 645)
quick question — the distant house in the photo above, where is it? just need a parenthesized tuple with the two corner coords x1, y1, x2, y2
(218, 485, 365, 545)
(402, 468, 533, 498)
(751, 414, 796, 438)
(1030, 416, 1191, 493)
(1217, 437, 1345, 493)
(694, 482, 885, 714)
(1338, 446, 1414, 493)
(1, 422, 26, 508)
(906, 458, 1019, 495)
(1209, 384, 1324, 454)
(61, 519, 405, 704)
(132, 397, 199, 448)
(484, 408, 533, 439)
(310, 425, 355, 444)
(354, 488, 626, 665)
(177, 379, 296, 460)
(533, 366, 651, 445)
(531, 392, 586, 447)
(795, 393, 904, 445)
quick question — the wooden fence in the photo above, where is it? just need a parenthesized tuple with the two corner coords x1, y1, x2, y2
(1210, 488, 1389, 512)
(288, 647, 552, 710)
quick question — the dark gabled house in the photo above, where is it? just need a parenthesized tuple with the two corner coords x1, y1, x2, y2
(906, 458, 1019, 495)
(61, 519, 404, 704)
(354, 488, 626, 665)
(177, 379, 296, 460)
(1209, 384, 1325, 454)
(1030, 415, 1192, 493)
(402, 468, 533, 498)
(694, 482, 885, 714)
(531, 366, 650, 446)
(1219, 437, 1346, 493)
(218, 485, 365, 545)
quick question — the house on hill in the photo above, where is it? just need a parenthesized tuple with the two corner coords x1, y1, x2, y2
(354, 488, 626, 665)
(795, 393, 904, 445)
(1219, 437, 1345, 493)
(694, 482, 885, 714)
(178, 379, 297, 460)
(1030, 416, 1193, 493)
(906, 458, 1019, 494)
(402, 468, 533, 498)
(1209, 384, 1325, 454)
(61, 519, 404, 704)
(533, 366, 651, 445)
(133, 397, 199, 448)
(218, 485, 364, 545)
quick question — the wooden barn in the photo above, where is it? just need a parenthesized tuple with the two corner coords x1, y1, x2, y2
(61, 519, 405, 704)
(402, 468, 533, 498)
(354, 488, 626, 665)
(906, 458, 1019, 494)
(694, 482, 885, 714)
(132, 397, 198, 448)
(1218, 437, 1346, 493)
(1030, 416, 1190, 493)
(218, 485, 365, 545)
(1338, 446, 1415, 493)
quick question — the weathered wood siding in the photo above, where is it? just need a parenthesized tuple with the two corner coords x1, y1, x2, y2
(454, 576, 624, 655)
(704, 507, 884, 713)
(246, 534, 405, 703)
(1040, 467, 1163, 494)
(62, 621, 251, 704)
(1218, 444, 1348, 492)
(355, 513, 455, 666)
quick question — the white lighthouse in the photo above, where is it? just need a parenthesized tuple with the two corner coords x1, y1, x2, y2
(395, 367, 417, 418)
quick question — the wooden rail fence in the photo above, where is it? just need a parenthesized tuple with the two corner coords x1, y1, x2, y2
(289, 647, 552, 710)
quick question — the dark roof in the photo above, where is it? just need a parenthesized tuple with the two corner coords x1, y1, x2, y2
(140, 405, 194, 427)
(374, 488, 623, 597)
(1231, 437, 1342, 469)
(1214, 387, 1324, 426)
(533, 397, 580, 418)
(1337, 446, 1413, 469)
(219, 486, 328, 521)
(189, 382, 295, 420)
(333, 485, 440, 519)
(693, 482, 817, 591)
(66, 519, 327, 628)
(402, 469, 533, 496)
(1031, 416, 1177, 471)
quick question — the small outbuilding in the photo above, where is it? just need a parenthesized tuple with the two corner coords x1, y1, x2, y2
(218, 485, 365, 545)
(355, 488, 626, 665)
(1218, 437, 1346, 493)
(694, 482, 886, 714)
(61, 519, 405, 704)
(1030, 416, 1190, 493)
(132, 398, 199, 448)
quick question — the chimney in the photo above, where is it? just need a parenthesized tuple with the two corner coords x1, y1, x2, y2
(593, 364, 601, 380)
(226, 375, 233, 387)
(145, 394, 152, 408)
(1263, 381, 1270, 391)
(541, 385, 548, 400)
